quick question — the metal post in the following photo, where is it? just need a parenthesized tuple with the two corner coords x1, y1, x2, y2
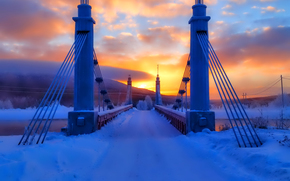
(281, 75, 284, 108)
(181, 94, 184, 112)
(118, 91, 121, 106)
(189, 4, 210, 111)
(195, 0, 204, 4)
(125, 75, 132, 105)
(185, 82, 188, 111)
(98, 83, 101, 112)
(103, 95, 105, 111)
(186, 1, 215, 133)
(155, 66, 162, 105)
(68, 1, 96, 135)
(80, 0, 89, 4)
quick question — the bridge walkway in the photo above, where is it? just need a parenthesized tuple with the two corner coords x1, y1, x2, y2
(92, 109, 246, 181)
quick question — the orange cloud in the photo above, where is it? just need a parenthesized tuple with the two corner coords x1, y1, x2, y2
(102, 15, 137, 31)
(222, 11, 235, 16)
(207, 27, 290, 98)
(94, 45, 188, 95)
(1, 0, 289, 100)
(261, 6, 285, 13)
(89, 0, 191, 23)
(0, 1, 71, 44)
(137, 26, 189, 51)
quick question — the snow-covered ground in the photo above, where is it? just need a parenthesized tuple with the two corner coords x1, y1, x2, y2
(0, 106, 73, 121)
(214, 106, 290, 120)
(1, 105, 289, 121)
(167, 105, 290, 120)
(0, 109, 289, 181)
(0, 105, 122, 121)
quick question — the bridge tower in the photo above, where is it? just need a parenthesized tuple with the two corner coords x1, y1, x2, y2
(68, 0, 96, 135)
(155, 65, 162, 105)
(186, 0, 215, 132)
(125, 75, 133, 105)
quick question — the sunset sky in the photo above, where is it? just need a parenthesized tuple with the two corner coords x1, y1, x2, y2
(0, 0, 290, 99)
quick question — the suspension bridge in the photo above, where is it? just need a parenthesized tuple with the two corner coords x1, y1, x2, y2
(17, 0, 264, 148)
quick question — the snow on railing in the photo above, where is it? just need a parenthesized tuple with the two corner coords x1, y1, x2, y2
(155, 105, 187, 134)
(97, 105, 133, 130)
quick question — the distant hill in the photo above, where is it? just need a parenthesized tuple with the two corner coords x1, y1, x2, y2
(0, 73, 175, 108)
(0, 72, 284, 109)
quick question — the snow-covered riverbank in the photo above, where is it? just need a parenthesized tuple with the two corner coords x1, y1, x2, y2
(0, 109, 289, 181)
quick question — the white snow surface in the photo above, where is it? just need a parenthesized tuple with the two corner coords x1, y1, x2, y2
(98, 105, 132, 116)
(1, 109, 290, 181)
(0, 105, 128, 121)
(214, 106, 290, 119)
(166, 106, 290, 119)
(0, 106, 73, 121)
(1, 105, 289, 122)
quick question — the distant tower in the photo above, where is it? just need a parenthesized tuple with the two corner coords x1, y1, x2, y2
(68, 0, 96, 135)
(186, 0, 215, 133)
(125, 75, 133, 105)
(155, 65, 162, 105)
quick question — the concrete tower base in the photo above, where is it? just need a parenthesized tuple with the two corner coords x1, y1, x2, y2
(186, 111, 215, 133)
(67, 111, 98, 135)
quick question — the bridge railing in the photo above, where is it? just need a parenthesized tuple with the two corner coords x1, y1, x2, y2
(97, 105, 133, 130)
(155, 105, 187, 134)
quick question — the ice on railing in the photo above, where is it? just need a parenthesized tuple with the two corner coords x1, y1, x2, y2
(98, 105, 132, 116)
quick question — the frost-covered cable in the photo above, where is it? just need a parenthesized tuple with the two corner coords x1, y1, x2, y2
(199, 33, 253, 147)
(27, 34, 84, 145)
(197, 33, 241, 147)
(38, 33, 86, 143)
(202, 34, 258, 147)
(19, 42, 76, 145)
(197, 33, 243, 147)
(40, 33, 88, 144)
(199, 33, 252, 147)
(205, 33, 262, 145)
(19, 39, 77, 145)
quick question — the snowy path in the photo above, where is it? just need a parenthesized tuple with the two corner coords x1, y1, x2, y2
(0, 109, 289, 181)
(91, 110, 248, 181)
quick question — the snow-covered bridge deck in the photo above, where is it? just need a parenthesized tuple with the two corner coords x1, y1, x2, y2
(0, 109, 289, 180)
(92, 109, 234, 180)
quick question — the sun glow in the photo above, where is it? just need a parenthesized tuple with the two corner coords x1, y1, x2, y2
(134, 81, 155, 91)
(138, 84, 147, 89)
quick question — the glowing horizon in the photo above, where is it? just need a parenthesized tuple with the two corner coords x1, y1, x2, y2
(0, 0, 289, 99)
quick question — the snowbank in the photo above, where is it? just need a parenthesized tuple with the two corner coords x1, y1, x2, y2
(0, 106, 73, 121)
(186, 129, 290, 181)
(0, 109, 289, 181)
(0, 106, 128, 121)
(165, 105, 290, 120)
(213, 106, 290, 120)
